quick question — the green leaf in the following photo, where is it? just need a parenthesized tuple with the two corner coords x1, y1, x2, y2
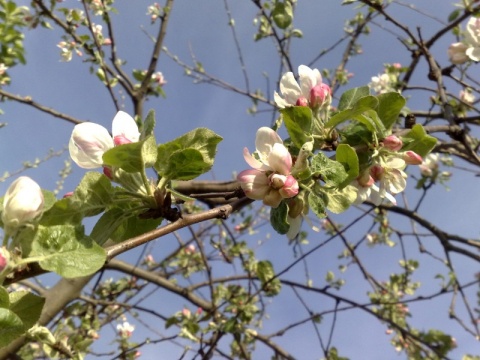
(103, 136, 157, 173)
(0, 308, 24, 348)
(0, 287, 9, 308)
(281, 107, 313, 149)
(270, 201, 290, 234)
(271, 1, 293, 29)
(323, 185, 357, 214)
(337, 86, 370, 111)
(110, 213, 163, 243)
(89, 208, 126, 245)
(376, 92, 406, 131)
(141, 110, 156, 140)
(310, 152, 348, 187)
(41, 190, 57, 213)
(41, 172, 114, 226)
(308, 191, 327, 218)
(256, 260, 281, 296)
(31, 225, 106, 278)
(335, 144, 359, 188)
(155, 128, 222, 181)
(401, 124, 437, 157)
(326, 96, 379, 131)
(9, 291, 45, 331)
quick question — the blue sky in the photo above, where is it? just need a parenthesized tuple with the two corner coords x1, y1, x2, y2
(1, 0, 479, 359)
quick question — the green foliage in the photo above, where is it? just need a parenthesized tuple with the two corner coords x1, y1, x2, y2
(310, 152, 348, 187)
(271, 1, 293, 29)
(401, 124, 437, 157)
(103, 136, 157, 173)
(0, 0, 28, 68)
(0, 288, 44, 348)
(155, 128, 222, 180)
(270, 200, 290, 234)
(256, 260, 281, 296)
(30, 224, 106, 277)
(281, 106, 313, 149)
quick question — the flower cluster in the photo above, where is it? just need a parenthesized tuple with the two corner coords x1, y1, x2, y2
(91, 24, 111, 46)
(69, 111, 140, 169)
(237, 127, 299, 208)
(352, 135, 422, 205)
(448, 17, 480, 64)
(274, 65, 331, 110)
(369, 63, 402, 94)
(57, 41, 83, 62)
(147, 3, 162, 23)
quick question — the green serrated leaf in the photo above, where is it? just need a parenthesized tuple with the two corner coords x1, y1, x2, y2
(155, 128, 222, 181)
(337, 86, 370, 111)
(270, 201, 290, 234)
(401, 124, 437, 157)
(0, 308, 24, 348)
(281, 106, 313, 149)
(326, 96, 379, 131)
(376, 92, 406, 131)
(308, 191, 327, 218)
(310, 152, 348, 187)
(31, 225, 106, 278)
(141, 109, 156, 140)
(103, 136, 157, 173)
(9, 291, 45, 331)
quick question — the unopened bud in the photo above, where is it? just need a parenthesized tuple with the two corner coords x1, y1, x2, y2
(403, 151, 423, 165)
(382, 135, 403, 151)
(370, 165, 384, 181)
(295, 96, 308, 107)
(279, 175, 299, 198)
(0, 247, 9, 273)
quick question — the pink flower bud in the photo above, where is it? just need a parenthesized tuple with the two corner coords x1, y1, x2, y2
(403, 151, 423, 165)
(2, 177, 44, 229)
(370, 164, 384, 181)
(182, 308, 191, 317)
(63, 191, 74, 198)
(295, 96, 308, 107)
(69, 123, 114, 169)
(0, 247, 9, 273)
(382, 135, 403, 151)
(103, 166, 113, 180)
(279, 175, 299, 198)
(357, 172, 374, 187)
(309, 83, 331, 108)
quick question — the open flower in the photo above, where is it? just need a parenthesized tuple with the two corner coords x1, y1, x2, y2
(448, 17, 480, 64)
(237, 127, 299, 208)
(69, 111, 140, 169)
(274, 65, 331, 109)
(116, 321, 135, 338)
(2, 176, 44, 229)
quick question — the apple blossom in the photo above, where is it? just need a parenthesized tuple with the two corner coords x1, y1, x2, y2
(460, 88, 475, 104)
(448, 43, 469, 64)
(69, 111, 140, 169)
(116, 321, 135, 338)
(274, 65, 331, 109)
(237, 127, 299, 208)
(418, 153, 439, 177)
(403, 151, 423, 165)
(369, 73, 394, 94)
(2, 176, 44, 229)
(464, 16, 480, 61)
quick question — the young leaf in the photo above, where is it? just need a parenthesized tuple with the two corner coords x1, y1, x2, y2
(256, 260, 281, 296)
(281, 106, 313, 149)
(335, 144, 359, 188)
(155, 128, 222, 181)
(323, 185, 357, 214)
(103, 136, 157, 173)
(401, 124, 437, 157)
(31, 225, 106, 278)
(141, 109, 156, 140)
(9, 291, 45, 331)
(308, 191, 327, 218)
(270, 201, 290, 234)
(337, 86, 370, 111)
(271, 1, 293, 29)
(0, 287, 9, 308)
(326, 96, 379, 131)
(0, 308, 24, 348)
(310, 152, 348, 187)
(376, 92, 406, 131)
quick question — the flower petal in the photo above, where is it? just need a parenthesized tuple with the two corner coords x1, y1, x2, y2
(69, 123, 114, 169)
(278, 71, 302, 106)
(112, 111, 140, 143)
(268, 143, 292, 175)
(298, 65, 321, 98)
